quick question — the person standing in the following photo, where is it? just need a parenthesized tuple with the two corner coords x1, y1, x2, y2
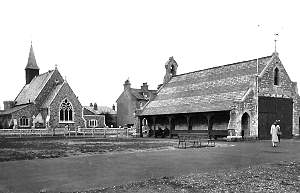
(270, 121, 279, 147)
(276, 120, 281, 143)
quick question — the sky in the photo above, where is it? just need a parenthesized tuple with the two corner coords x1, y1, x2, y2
(0, 0, 300, 110)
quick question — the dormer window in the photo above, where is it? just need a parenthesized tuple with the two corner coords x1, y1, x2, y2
(274, 67, 279, 86)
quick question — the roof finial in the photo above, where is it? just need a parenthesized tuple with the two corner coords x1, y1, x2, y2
(274, 33, 279, 53)
(55, 64, 58, 70)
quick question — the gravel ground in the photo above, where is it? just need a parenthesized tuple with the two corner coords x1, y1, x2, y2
(0, 137, 177, 162)
(77, 160, 300, 193)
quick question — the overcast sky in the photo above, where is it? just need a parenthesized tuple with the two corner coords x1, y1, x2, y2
(0, 0, 299, 109)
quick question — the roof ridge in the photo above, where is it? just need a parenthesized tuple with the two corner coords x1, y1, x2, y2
(174, 55, 272, 78)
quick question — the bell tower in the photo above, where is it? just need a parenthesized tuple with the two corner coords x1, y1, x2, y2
(25, 42, 39, 84)
(163, 56, 178, 84)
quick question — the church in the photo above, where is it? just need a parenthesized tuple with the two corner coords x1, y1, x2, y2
(0, 44, 85, 129)
(138, 52, 300, 139)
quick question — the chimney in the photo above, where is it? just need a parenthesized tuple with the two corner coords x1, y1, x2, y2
(141, 82, 148, 91)
(123, 79, 131, 90)
(93, 103, 98, 110)
(112, 104, 116, 111)
(3, 101, 15, 110)
(90, 103, 93, 107)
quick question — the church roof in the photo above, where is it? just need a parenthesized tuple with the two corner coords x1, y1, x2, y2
(141, 55, 273, 116)
(15, 70, 54, 105)
(41, 82, 65, 108)
(25, 44, 39, 70)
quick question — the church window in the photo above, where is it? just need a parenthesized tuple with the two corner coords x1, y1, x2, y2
(89, 119, 98, 127)
(59, 99, 73, 122)
(20, 116, 29, 127)
(274, 67, 279, 85)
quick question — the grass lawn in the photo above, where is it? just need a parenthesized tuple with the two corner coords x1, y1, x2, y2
(79, 160, 300, 193)
(0, 137, 177, 162)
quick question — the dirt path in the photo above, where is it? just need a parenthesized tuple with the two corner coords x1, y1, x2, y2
(0, 140, 299, 193)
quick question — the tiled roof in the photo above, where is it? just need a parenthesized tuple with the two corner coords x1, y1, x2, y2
(84, 106, 117, 115)
(15, 70, 54, 105)
(0, 104, 29, 115)
(130, 88, 157, 100)
(141, 55, 273, 115)
(41, 82, 64, 108)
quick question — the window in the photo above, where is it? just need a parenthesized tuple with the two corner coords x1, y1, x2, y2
(20, 116, 29, 127)
(59, 99, 73, 122)
(89, 119, 98, 127)
(274, 67, 279, 85)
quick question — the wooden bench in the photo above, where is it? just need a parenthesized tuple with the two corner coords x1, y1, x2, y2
(177, 133, 215, 148)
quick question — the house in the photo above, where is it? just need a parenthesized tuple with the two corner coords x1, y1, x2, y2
(0, 44, 85, 130)
(83, 103, 116, 128)
(138, 54, 300, 139)
(116, 80, 156, 128)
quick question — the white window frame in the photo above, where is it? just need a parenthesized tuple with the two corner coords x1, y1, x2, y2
(89, 119, 98, 127)
(59, 98, 74, 123)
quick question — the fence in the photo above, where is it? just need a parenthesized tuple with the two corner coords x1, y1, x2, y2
(0, 128, 138, 138)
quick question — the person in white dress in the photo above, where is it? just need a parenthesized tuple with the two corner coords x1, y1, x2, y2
(270, 121, 279, 147)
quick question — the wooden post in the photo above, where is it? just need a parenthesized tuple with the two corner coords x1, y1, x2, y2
(104, 128, 106, 138)
(168, 116, 173, 138)
(152, 117, 156, 138)
(139, 117, 143, 138)
(207, 114, 213, 138)
(186, 115, 191, 132)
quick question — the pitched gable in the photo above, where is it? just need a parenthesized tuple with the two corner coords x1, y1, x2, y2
(141, 55, 273, 115)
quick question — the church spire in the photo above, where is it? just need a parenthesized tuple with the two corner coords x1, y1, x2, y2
(25, 42, 39, 70)
(25, 42, 40, 84)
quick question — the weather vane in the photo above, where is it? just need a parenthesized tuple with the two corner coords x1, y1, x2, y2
(274, 33, 279, 52)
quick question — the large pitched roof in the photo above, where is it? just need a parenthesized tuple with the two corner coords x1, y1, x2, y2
(15, 70, 54, 105)
(41, 82, 65, 108)
(141, 55, 273, 115)
(25, 44, 39, 70)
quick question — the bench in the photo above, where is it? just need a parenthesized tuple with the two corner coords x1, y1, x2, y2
(177, 133, 215, 148)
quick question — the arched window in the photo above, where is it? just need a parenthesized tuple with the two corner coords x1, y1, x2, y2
(59, 99, 73, 122)
(274, 67, 279, 85)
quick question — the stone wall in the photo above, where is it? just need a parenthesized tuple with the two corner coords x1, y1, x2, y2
(258, 54, 300, 136)
(49, 82, 85, 129)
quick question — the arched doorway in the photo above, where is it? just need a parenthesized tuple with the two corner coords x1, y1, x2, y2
(241, 113, 250, 138)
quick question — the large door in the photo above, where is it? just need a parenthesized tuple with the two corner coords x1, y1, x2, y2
(258, 97, 293, 139)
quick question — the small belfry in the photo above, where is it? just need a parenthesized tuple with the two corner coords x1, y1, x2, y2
(163, 56, 178, 84)
(25, 42, 40, 84)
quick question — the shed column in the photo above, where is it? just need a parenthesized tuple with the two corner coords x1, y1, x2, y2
(139, 117, 143, 137)
(186, 115, 191, 132)
(168, 116, 173, 138)
(152, 116, 156, 138)
(206, 114, 213, 137)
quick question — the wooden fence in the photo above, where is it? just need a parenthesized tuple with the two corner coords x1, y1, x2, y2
(0, 128, 138, 138)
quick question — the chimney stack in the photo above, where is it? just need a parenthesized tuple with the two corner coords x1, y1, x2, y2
(141, 82, 148, 91)
(112, 104, 116, 111)
(93, 103, 98, 110)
